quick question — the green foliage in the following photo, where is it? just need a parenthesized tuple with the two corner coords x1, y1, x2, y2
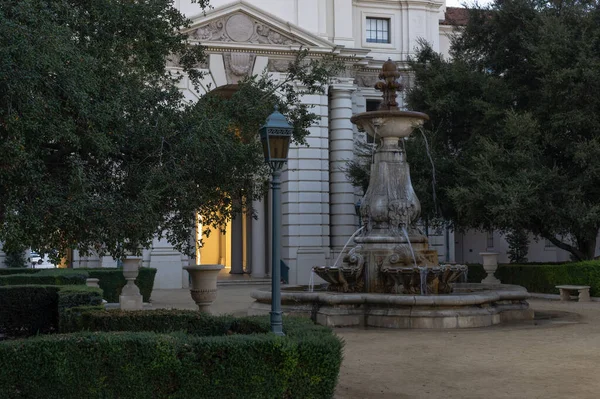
(2, 313, 342, 399)
(87, 268, 156, 302)
(506, 229, 529, 263)
(0, 286, 59, 337)
(0, 285, 102, 338)
(467, 261, 600, 296)
(0, 271, 88, 286)
(466, 263, 488, 283)
(0, 268, 38, 276)
(0, 0, 342, 262)
(406, 0, 600, 260)
(3, 249, 26, 268)
(0, 267, 156, 302)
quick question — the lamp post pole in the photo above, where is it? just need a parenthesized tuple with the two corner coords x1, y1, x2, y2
(259, 105, 291, 337)
(270, 168, 284, 336)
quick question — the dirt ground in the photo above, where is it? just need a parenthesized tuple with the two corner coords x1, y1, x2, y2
(334, 299, 600, 399)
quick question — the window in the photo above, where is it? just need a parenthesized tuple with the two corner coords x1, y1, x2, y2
(545, 239, 555, 248)
(366, 18, 390, 44)
(486, 230, 494, 249)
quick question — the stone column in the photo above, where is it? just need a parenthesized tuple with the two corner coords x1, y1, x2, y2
(230, 214, 244, 274)
(329, 83, 357, 250)
(251, 199, 267, 278)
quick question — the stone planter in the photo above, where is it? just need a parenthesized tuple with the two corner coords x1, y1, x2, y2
(119, 258, 143, 310)
(184, 264, 224, 312)
(479, 252, 500, 284)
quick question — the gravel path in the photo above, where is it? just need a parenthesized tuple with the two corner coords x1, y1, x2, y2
(335, 299, 600, 399)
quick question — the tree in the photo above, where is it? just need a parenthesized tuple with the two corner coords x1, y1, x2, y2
(0, 0, 341, 261)
(405, 0, 600, 260)
(505, 229, 529, 264)
(4, 249, 26, 268)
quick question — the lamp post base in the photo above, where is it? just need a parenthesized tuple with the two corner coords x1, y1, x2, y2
(270, 311, 285, 336)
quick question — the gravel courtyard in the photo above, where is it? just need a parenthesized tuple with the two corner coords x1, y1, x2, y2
(152, 288, 600, 399)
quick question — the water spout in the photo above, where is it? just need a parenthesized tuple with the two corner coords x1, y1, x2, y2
(308, 270, 315, 292)
(401, 226, 418, 268)
(331, 226, 364, 268)
(418, 127, 439, 215)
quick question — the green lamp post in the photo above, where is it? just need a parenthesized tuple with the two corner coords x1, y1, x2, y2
(259, 106, 293, 336)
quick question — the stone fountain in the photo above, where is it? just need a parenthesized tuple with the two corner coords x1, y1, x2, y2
(249, 60, 533, 329)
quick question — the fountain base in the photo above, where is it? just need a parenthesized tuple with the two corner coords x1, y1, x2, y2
(249, 283, 534, 329)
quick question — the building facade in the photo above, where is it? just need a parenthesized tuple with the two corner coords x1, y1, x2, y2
(1, 1, 595, 284)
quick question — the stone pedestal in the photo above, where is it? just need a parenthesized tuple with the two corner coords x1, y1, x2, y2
(184, 264, 224, 312)
(480, 252, 500, 284)
(119, 258, 143, 310)
(86, 278, 100, 288)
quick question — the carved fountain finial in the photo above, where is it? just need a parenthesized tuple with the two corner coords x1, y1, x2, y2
(375, 59, 403, 111)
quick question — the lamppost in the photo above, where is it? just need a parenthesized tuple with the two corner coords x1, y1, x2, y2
(259, 106, 292, 336)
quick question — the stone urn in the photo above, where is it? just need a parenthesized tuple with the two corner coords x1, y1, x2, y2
(119, 257, 143, 310)
(479, 252, 500, 284)
(184, 264, 224, 312)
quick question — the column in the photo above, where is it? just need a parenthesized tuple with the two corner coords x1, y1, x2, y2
(251, 199, 267, 278)
(329, 83, 357, 250)
(230, 214, 244, 274)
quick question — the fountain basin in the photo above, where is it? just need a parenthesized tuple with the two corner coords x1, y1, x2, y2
(248, 283, 534, 329)
(350, 110, 428, 139)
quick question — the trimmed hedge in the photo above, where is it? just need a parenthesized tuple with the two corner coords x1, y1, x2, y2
(0, 313, 343, 399)
(0, 269, 88, 286)
(0, 267, 156, 302)
(467, 260, 600, 296)
(86, 268, 156, 302)
(0, 285, 102, 338)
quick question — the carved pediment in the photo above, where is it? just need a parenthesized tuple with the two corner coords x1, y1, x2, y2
(193, 12, 304, 46)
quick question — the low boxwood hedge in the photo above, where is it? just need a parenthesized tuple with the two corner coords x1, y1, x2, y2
(0, 285, 102, 338)
(467, 260, 600, 296)
(86, 268, 156, 302)
(1, 312, 343, 399)
(0, 269, 88, 286)
(0, 267, 156, 302)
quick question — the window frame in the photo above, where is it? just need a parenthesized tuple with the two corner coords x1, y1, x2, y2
(361, 12, 395, 49)
(366, 17, 391, 44)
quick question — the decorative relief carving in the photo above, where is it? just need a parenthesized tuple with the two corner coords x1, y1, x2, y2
(193, 13, 303, 46)
(268, 59, 291, 72)
(356, 74, 379, 88)
(166, 54, 208, 69)
(223, 52, 256, 84)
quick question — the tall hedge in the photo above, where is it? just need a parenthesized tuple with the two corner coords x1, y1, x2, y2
(0, 285, 102, 338)
(467, 261, 600, 296)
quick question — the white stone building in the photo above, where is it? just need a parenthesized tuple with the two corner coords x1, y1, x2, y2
(1, 1, 594, 283)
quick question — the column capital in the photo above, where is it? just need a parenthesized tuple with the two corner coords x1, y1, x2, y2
(330, 78, 357, 92)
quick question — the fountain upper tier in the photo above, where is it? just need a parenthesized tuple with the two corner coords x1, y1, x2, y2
(351, 110, 428, 139)
(351, 58, 428, 139)
(312, 59, 466, 295)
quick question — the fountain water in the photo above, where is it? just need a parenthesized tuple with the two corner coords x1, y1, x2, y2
(250, 60, 533, 329)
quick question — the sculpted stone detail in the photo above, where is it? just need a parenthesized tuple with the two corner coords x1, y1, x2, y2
(268, 59, 290, 72)
(356, 74, 379, 88)
(223, 52, 256, 84)
(166, 54, 208, 69)
(193, 13, 303, 45)
(225, 14, 255, 42)
(313, 245, 365, 293)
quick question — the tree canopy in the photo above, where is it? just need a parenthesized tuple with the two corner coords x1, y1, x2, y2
(0, 0, 340, 260)
(405, 0, 600, 260)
